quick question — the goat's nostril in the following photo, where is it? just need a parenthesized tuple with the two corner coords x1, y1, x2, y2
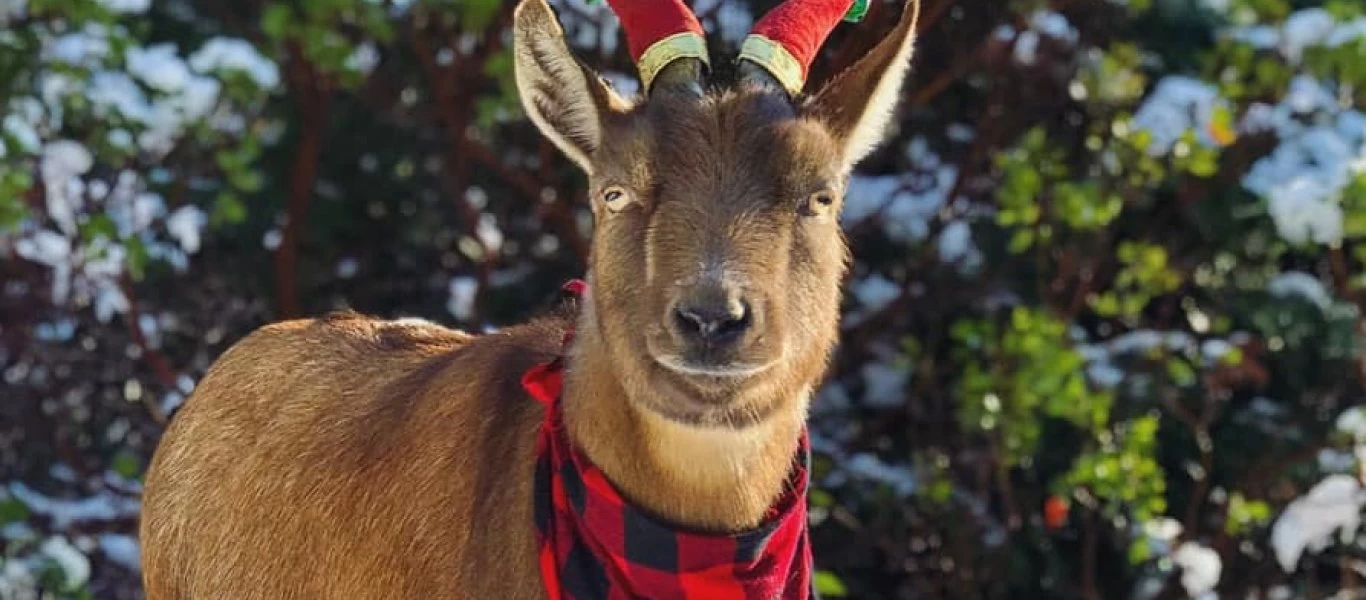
(673, 301, 751, 344)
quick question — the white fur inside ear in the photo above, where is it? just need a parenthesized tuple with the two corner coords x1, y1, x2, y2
(839, 33, 918, 165)
(512, 4, 608, 173)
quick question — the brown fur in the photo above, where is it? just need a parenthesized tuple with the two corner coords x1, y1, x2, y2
(139, 0, 921, 597)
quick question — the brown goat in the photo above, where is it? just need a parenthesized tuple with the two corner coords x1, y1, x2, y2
(138, 0, 922, 597)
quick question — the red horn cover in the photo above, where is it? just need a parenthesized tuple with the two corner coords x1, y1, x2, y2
(740, 0, 857, 95)
(603, 0, 709, 91)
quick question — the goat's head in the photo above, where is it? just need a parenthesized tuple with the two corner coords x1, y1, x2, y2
(513, 0, 921, 427)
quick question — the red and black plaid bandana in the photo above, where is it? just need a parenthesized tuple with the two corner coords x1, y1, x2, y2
(521, 281, 815, 600)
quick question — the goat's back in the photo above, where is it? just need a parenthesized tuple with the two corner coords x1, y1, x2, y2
(140, 310, 571, 599)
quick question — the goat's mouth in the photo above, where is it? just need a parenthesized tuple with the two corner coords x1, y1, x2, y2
(649, 353, 778, 380)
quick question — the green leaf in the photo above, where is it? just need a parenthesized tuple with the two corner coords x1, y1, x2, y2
(126, 237, 149, 281)
(261, 4, 294, 41)
(459, 0, 502, 32)
(1186, 148, 1219, 177)
(213, 192, 248, 226)
(810, 488, 835, 508)
(79, 213, 118, 244)
(1008, 229, 1034, 254)
(0, 497, 30, 524)
(813, 571, 849, 597)
(111, 451, 141, 479)
(0, 188, 27, 231)
(1165, 359, 1197, 387)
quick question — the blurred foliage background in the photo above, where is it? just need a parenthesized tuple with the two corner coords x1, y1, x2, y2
(2, 0, 1365, 598)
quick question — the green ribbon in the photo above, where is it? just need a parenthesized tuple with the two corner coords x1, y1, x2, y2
(843, 0, 869, 22)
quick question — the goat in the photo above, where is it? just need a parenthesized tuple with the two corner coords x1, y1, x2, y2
(139, 0, 921, 597)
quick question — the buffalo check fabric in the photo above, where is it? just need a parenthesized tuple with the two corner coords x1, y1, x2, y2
(521, 281, 815, 599)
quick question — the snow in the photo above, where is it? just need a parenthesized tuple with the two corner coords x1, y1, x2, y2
(14, 230, 71, 268)
(852, 274, 899, 313)
(336, 257, 360, 279)
(189, 37, 281, 89)
(1281, 9, 1338, 62)
(0, 0, 26, 26)
(938, 220, 972, 263)
(6, 481, 142, 528)
(345, 43, 380, 75)
(1006, 10, 1078, 65)
(1277, 10, 1363, 60)
(842, 453, 918, 496)
(1130, 76, 1226, 156)
(126, 43, 192, 92)
(938, 220, 983, 273)
(108, 190, 167, 238)
(96, 0, 151, 14)
(1014, 31, 1040, 65)
(1200, 339, 1233, 362)
(1031, 10, 1079, 44)
(41, 140, 94, 235)
(1267, 272, 1332, 310)
(98, 534, 141, 572)
(1172, 542, 1222, 597)
(262, 228, 282, 250)
(860, 362, 908, 408)
(1270, 474, 1366, 572)
(843, 171, 956, 244)
(1239, 86, 1363, 246)
(161, 391, 186, 414)
(0, 560, 37, 600)
(1144, 517, 1183, 543)
(44, 24, 113, 68)
(40, 536, 91, 589)
(1264, 181, 1345, 245)
(1336, 407, 1366, 442)
(447, 276, 479, 321)
(88, 71, 147, 121)
(4, 113, 40, 153)
(476, 214, 503, 254)
(165, 205, 207, 253)
(1227, 9, 1366, 63)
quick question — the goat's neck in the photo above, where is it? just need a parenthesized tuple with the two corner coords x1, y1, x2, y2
(560, 313, 808, 533)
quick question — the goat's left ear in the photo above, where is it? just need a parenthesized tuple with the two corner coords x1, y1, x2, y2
(806, 0, 921, 170)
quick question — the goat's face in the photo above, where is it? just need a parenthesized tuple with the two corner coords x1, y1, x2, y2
(513, 0, 920, 427)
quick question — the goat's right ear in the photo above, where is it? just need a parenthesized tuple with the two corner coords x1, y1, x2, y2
(805, 0, 921, 171)
(513, 0, 627, 174)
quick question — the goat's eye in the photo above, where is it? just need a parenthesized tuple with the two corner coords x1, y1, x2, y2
(600, 186, 631, 212)
(801, 190, 838, 218)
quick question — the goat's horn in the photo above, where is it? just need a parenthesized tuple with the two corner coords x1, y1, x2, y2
(738, 0, 868, 96)
(602, 0, 710, 95)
